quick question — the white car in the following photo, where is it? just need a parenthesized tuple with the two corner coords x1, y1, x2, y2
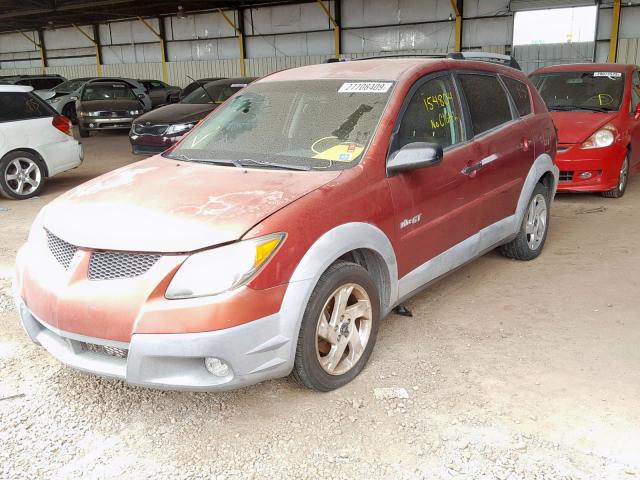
(0, 85, 83, 200)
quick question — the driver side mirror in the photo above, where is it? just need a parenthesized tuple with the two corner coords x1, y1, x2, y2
(635, 103, 640, 120)
(387, 142, 444, 174)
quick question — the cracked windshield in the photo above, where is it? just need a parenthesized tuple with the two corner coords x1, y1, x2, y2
(166, 80, 394, 171)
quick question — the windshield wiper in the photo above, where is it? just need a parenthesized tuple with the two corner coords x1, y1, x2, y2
(165, 152, 242, 167)
(239, 158, 311, 171)
(549, 105, 612, 113)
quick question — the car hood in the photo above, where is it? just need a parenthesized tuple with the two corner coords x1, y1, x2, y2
(134, 103, 215, 125)
(41, 157, 340, 253)
(550, 111, 618, 144)
(35, 90, 57, 100)
(78, 99, 143, 111)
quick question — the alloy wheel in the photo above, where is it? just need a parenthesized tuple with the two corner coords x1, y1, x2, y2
(4, 157, 42, 197)
(525, 193, 547, 251)
(315, 283, 373, 376)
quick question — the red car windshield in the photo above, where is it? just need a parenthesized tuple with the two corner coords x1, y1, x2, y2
(167, 79, 394, 171)
(530, 70, 625, 112)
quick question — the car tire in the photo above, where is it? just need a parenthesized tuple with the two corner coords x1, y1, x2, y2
(500, 182, 550, 261)
(291, 260, 380, 391)
(62, 103, 77, 124)
(79, 127, 90, 138)
(602, 152, 630, 199)
(0, 151, 46, 200)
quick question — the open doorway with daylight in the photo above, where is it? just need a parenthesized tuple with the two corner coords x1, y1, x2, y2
(513, 5, 598, 45)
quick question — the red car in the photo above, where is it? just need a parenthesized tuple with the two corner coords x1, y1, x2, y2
(531, 63, 640, 198)
(14, 54, 558, 392)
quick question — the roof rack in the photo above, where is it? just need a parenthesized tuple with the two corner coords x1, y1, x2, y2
(326, 51, 521, 70)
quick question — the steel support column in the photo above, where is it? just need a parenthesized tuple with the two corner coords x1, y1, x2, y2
(72, 23, 102, 76)
(139, 17, 168, 82)
(609, 0, 621, 63)
(449, 0, 463, 53)
(19, 30, 46, 73)
(218, 8, 246, 77)
(317, 0, 340, 57)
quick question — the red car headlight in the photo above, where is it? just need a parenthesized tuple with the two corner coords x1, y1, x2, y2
(580, 123, 617, 149)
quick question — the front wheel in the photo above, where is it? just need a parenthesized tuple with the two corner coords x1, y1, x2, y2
(292, 261, 380, 391)
(602, 153, 630, 199)
(0, 151, 45, 200)
(500, 182, 550, 261)
(79, 127, 90, 138)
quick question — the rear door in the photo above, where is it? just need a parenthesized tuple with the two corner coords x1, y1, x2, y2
(456, 72, 533, 230)
(386, 72, 482, 280)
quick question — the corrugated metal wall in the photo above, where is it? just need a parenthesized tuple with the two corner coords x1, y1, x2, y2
(513, 42, 595, 73)
(618, 38, 640, 65)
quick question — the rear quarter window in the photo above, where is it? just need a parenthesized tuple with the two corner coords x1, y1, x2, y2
(0, 92, 54, 122)
(459, 74, 513, 136)
(501, 76, 532, 117)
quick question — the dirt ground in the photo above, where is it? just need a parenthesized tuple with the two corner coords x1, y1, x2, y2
(1, 130, 639, 479)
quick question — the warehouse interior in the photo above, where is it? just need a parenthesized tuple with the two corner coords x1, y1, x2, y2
(1, 1, 640, 479)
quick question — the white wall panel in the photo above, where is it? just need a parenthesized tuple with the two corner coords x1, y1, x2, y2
(246, 2, 331, 35)
(106, 19, 160, 45)
(619, 6, 640, 39)
(0, 32, 39, 54)
(463, 17, 513, 47)
(167, 12, 236, 41)
(464, 0, 510, 17)
(44, 26, 94, 49)
(343, 23, 455, 54)
(513, 42, 594, 73)
(618, 38, 640, 65)
(102, 62, 162, 80)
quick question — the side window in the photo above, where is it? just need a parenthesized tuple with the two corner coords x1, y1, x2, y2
(459, 74, 513, 136)
(16, 79, 32, 86)
(0, 92, 52, 122)
(501, 76, 532, 117)
(395, 75, 463, 151)
(631, 71, 640, 113)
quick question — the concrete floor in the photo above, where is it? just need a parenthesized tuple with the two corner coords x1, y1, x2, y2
(1, 130, 639, 479)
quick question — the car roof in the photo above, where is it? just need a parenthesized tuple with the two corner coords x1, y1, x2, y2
(85, 80, 131, 86)
(260, 57, 521, 84)
(0, 84, 33, 92)
(204, 77, 256, 86)
(531, 63, 636, 74)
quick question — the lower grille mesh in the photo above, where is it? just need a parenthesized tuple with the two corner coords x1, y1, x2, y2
(46, 231, 77, 270)
(84, 343, 128, 359)
(88, 251, 160, 280)
(559, 171, 574, 182)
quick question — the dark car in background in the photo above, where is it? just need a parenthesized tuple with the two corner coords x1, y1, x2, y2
(0, 74, 65, 90)
(138, 79, 181, 108)
(77, 80, 145, 137)
(129, 77, 255, 154)
(178, 77, 225, 100)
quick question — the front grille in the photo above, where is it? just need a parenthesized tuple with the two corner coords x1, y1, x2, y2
(559, 171, 574, 182)
(96, 110, 129, 118)
(133, 123, 169, 135)
(88, 251, 160, 280)
(84, 342, 128, 359)
(46, 231, 77, 270)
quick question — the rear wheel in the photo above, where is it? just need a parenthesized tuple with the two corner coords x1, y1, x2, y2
(602, 153, 630, 199)
(292, 261, 380, 391)
(500, 182, 550, 261)
(0, 151, 45, 200)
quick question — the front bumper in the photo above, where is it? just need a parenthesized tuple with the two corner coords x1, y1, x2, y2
(79, 117, 134, 131)
(555, 143, 627, 192)
(16, 297, 293, 391)
(129, 133, 179, 155)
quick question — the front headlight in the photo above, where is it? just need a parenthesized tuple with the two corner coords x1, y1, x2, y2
(27, 209, 46, 245)
(166, 233, 285, 300)
(48, 97, 61, 103)
(128, 110, 141, 116)
(78, 111, 98, 118)
(581, 123, 617, 149)
(166, 122, 196, 135)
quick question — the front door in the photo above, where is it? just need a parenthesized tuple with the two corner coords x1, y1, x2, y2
(386, 73, 481, 288)
(630, 70, 640, 172)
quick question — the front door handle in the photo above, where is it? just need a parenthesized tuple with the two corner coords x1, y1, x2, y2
(462, 163, 483, 175)
(462, 154, 498, 176)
